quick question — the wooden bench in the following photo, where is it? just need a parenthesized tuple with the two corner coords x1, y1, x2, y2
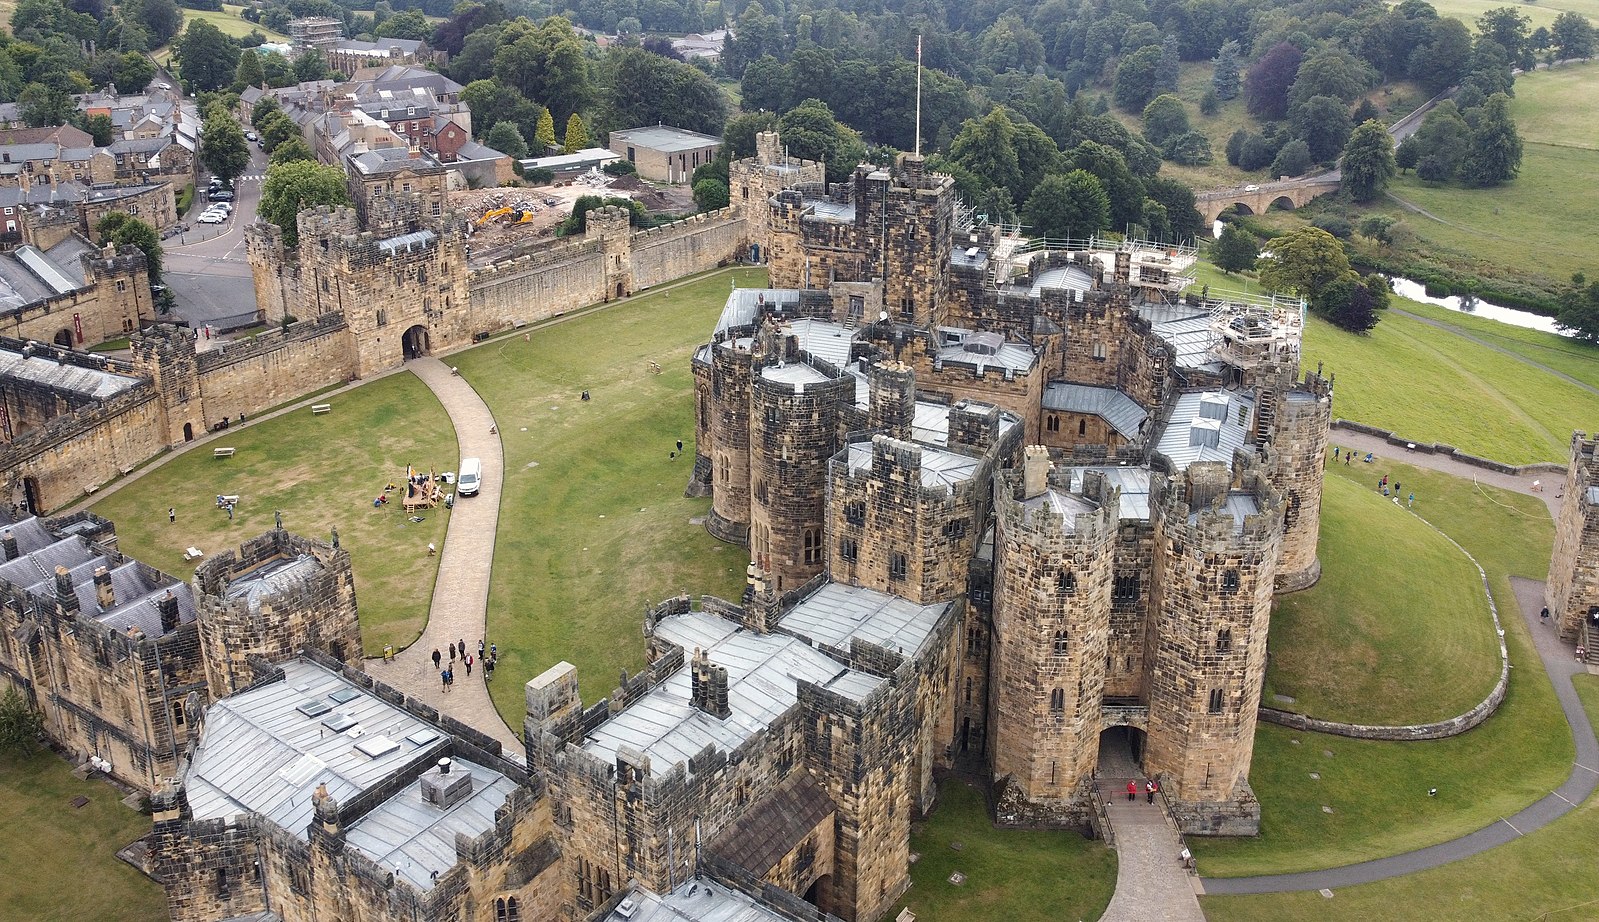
(213, 447, 236, 458)
(183, 547, 204, 561)
(311, 404, 331, 415)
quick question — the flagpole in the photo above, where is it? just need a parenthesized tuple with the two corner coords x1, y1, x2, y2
(914, 34, 923, 158)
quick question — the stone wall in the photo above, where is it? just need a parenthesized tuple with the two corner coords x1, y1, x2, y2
(1550, 432, 1599, 641)
(0, 379, 166, 512)
(467, 236, 608, 327)
(1268, 372, 1332, 592)
(192, 314, 354, 426)
(629, 208, 746, 290)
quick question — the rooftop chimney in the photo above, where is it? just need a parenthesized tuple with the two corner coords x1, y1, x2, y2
(421, 758, 474, 809)
(1023, 445, 1051, 500)
(157, 589, 180, 633)
(1, 530, 16, 562)
(93, 565, 115, 610)
(54, 565, 79, 612)
(689, 648, 731, 720)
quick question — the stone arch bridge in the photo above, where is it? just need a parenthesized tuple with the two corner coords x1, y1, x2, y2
(1195, 175, 1343, 224)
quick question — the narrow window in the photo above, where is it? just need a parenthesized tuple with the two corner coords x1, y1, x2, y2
(1047, 415, 1060, 432)
(1057, 570, 1076, 594)
(1217, 629, 1233, 654)
(1209, 688, 1224, 714)
(839, 537, 858, 561)
(803, 527, 822, 565)
(1113, 573, 1140, 601)
(1222, 569, 1240, 593)
(1053, 630, 1069, 656)
(1050, 688, 1065, 712)
(376, 309, 388, 327)
(1078, 418, 1087, 435)
(844, 500, 866, 525)
(889, 552, 907, 581)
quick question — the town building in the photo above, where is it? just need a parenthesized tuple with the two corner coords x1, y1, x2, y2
(325, 36, 428, 77)
(288, 16, 344, 55)
(0, 236, 153, 346)
(609, 125, 724, 183)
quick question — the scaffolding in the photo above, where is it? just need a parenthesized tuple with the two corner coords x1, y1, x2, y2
(1202, 288, 1305, 371)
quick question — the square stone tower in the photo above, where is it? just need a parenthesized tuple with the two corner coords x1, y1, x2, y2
(1551, 432, 1599, 642)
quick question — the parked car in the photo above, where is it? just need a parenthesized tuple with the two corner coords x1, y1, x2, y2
(245, 131, 258, 142)
(210, 190, 234, 202)
(210, 202, 233, 215)
(197, 212, 225, 224)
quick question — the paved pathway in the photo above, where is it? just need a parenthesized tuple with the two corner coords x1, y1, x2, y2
(1201, 577, 1599, 895)
(1098, 783, 1205, 922)
(1327, 432, 1564, 519)
(378, 357, 520, 753)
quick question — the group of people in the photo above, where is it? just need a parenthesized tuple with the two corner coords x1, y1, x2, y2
(1332, 446, 1375, 466)
(1126, 778, 1160, 804)
(1373, 472, 1416, 509)
(431, 638, 500, 689)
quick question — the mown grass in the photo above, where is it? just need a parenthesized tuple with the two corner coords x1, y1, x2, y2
(1191, 457, 1565, 877)
(455, 268, 764, 725)
(185, 4, 286, 40)
(1424, 0, 1599, 28)
(1191, 257, 1599, 464)
(88, 372, 456, 655)
(0, 749, 166, 922)
(1202, 676, 1599, 920)
(1264, 474, 1500, 723)
(892, 780, 1118, 922)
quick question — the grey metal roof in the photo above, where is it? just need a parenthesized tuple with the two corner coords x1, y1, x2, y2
(778, 581, 951, 658)
(1155, 390, 1254, 471)
(783, 318, 854, 367)
(1042, 383, 1148, 440)
(1018, 488, 1101, 533)
(1069, 465, 1153, 521)
(584, 611, 882, 775)
(714, 288, 801, 333)
(14, 244, 79, 295)
(803, 199, 854, 222)
(184, 660, 455, 848)
(377, 230, 437, 255)
(905, 400, 1018, 447)
(760, 362, 829, 387)
(949, 246, 988, 271)
(607, 879, 792, 922)
(845, 439, 978, 490)
(0, 534, 195, 635)
(335, 37, 423, 55)
(610, 125, 724, 153)
(0, 345, 142, 398)
(1587, 485, 1599, 505)
(1137, 303, 1218, 371)
(224, 555, 319, 612)
(343, 757, 517, 890)
(934, 327, 1035, 374)
(1192, 492, 1261, 534)
(1030, 264, 1094, 298)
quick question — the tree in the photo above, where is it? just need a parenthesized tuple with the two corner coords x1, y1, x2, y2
(949, 108, 1021, 201)
(740, 55, 789, 113)
(1258, 226, 1350, 298)
(375, 9, 429, 40)
(1156, 35, 1181, 93)
(484, 121, 528, 159)
(1477, 7, 1531, 63)
(779, 98, 866, 183)
(1162, 131, 1213, 166)
(96, 212, 162, 281)
(1289, 95, 1352, 162)
(1314, 270, 1389, 333)
(257, 111, 297, 154)
(232, 49, 264, 93)
(129, 0, 182, 46)
(562, 113, 588, 153)
(260, 160, 349, 248)
(1342, 120, 1397, 202)
(1556, 276, 1599, 342)
(1270, 138, 1312, 178)
(1212, 40, 1242, 100)
(1395, 135, 1421, 173)
(604, 160, 637, 176)
(1144, 176, 1206, 242)
(1212, 223, 1259, 273)
(1360, 215, 1398, 244)
(251, 97, 282, 129)
(1461, 92, 1523, 185)
(1551, 11, 1596, 60)
(0, 688, 43, 755)
(175, 20, 239, 93)
(1245, 42, 1302, 120)
(1288, 47, 1376, 109)
(269, 136, 315, 165)
(1226, 129, 1248, 167)
(492, 16, 591, 123)
(1141, 94, 1189, 147)
(1069, 141, 1145, 229)
(1239, 133, 1278, 172)
(723, 111, 778, 159)
(84, 112, 115, 146)
(1022, 170, 1111, 240)
(1352, 98, 1380, 125)
(18, 83, 73, 127)
(461, 79, 539, 142)
(200, 106, 250, 184)
(293, 49, 328, 83)
(1409, 18, 1473, 93)
(1417, 153, 1452, 182)
(1113, 44, 1164, 112)
(596, 46, 726, 137)
(693, 178, 729, 210)
(115, 52, 157, 93)
(534, 106, 557, 152)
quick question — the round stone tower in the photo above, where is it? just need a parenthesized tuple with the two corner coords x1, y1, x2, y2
(1269, 371, 1332, 592)
(705, 330, 755, 545)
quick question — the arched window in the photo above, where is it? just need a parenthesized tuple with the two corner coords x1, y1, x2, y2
(1053, 630, 1069, 656)
(1050, 688, 1065, 712)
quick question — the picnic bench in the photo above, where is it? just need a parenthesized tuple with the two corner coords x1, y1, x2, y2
(213, 447, 236, 458)
(312, 404, 331, 415)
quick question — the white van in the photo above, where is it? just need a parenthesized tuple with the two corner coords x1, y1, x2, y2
(457, 457, 482, 496)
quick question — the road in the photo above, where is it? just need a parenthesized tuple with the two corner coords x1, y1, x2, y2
(163, 142, 268, 332)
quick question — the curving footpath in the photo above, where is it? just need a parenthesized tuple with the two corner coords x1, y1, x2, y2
(1201, 576, 1597, 896)
(375, 357, 521, 752)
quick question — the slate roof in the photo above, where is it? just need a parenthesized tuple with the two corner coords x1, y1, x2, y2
(1042, 383, 1148, 440)
(1155, 390, 1255, 471)
(1018, 488, 1102, 534)
(0, 514, 58, 555)
(0, 534, 197, 636)
(0, 343, 141, 398)
(707, 772, 834, 875)
(778, 581, 952, 658)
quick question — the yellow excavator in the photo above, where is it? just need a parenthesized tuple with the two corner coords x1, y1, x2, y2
(476, 206, 513, 226)
(509, 210, 537, 225)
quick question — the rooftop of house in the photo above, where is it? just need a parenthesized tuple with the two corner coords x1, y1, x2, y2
(610, 125, 725, 154)
(1138, 302, 1222, 373)
(583, 610, 882, 776)
(0, 236, 95, 308)
(933, 327, 1036, 375)
(184, 659, 516, 890)
(349, 145, 442, 175)
(843, 437, 982, 491)
(1042, 383, 1148, 441)
(1027, 263, 1096, 299)
(520, 147, 619, 172)
(778, 580, 952, 659)
(333, 37, 424, 55)
(0, 340, 140, 398)
(1155, 390, 1256, 471)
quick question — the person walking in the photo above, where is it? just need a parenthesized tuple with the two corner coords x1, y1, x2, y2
(1127, 780, 1137, 802)
(458, 638, 466, 662)
(168, 507, 176, 523)
(1578, 645, 1587, 663)
(490, 642, 498, 658)
(432, 648, 442, 669)
(1147, 779, 1159, 804)
(1393, 481, 1401, 496)
(1333, 446, 1340, 460)
(478, 639, 485, 658)
(440, 669, 448, 691)
(1408, 492, 1415, 508)
(1541, 606, 1551, 624)
(449, 642, 456, 661)
(485, 657, 496, 680)
(465, 654, 473, 677)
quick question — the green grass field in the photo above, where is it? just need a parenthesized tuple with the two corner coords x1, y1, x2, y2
(1192, 456, 1566, 877)
(454, 268, 762, 725)
(88, 372, 456, 655)
(185, 4, 286, 40)
(1422, 0, 1599, 28)
(1190, 259, 1599, 465)
(1202, 675, 1599, 920)
(0, 749, 166, 922)
(893, 780, 1118, 922)
(1264, 473, 1500, 724)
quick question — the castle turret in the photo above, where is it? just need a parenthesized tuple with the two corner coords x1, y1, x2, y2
(704, 331, 755, 544)
(867, 359, 915, 440)
(989, 458, 1120, 820)
(1551, 432, 1599, 643)
(585, 204, 633, 301)
(1267, 370, 1333, 591)
(132, 323, 205, 445)
(1144, 459, 1282, 836)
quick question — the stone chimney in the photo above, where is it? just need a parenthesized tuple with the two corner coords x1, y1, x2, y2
(867, 360, 916, 441)
(54, 565, 79, 612)
(689, 648, 731, 719)
(312, 782, 341, 837)
(1023, 445, 1051, 499)
(421, 757, 474, 809)
(157, 590, 180, 633)
(93, 565, 115, 610)
(0, 530, 16, 562)
(1114, 249, 1131, 286)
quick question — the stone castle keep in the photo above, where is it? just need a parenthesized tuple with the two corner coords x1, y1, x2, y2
(37, 129, 1599, 922)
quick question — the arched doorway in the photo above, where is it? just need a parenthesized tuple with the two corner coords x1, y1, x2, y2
(402, 325, 429, 360)
(749, 242, 761, 263)
(21, 476, 41, 514)
(1096, 726, 1145, 779)
(615, 282, 626, 299)
(53, 328, 73, 347)
(183, 422, 194, 442)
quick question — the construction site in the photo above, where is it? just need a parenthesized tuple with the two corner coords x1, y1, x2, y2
(454, 170, 692, 253)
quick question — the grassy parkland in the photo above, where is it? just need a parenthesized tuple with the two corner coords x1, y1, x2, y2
(89, 372, 457, 656)
(452, 268, 763, 725)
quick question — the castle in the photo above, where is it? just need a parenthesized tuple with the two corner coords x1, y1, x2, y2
(1550, 432, 1599, 649)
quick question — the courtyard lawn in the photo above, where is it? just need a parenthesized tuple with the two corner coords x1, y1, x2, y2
(892, 780, 1117, 922)
(1263, 474, 1500, 724)
(0, 749, 166, 922)
(89, 372, 456, 655)
(1201, 676, 1599, 921)
(455, 268, 765, 725)
(1192, 458, 1566, 877)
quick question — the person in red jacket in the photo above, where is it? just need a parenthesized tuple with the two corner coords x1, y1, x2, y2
(1127, 780, 1138, 802)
